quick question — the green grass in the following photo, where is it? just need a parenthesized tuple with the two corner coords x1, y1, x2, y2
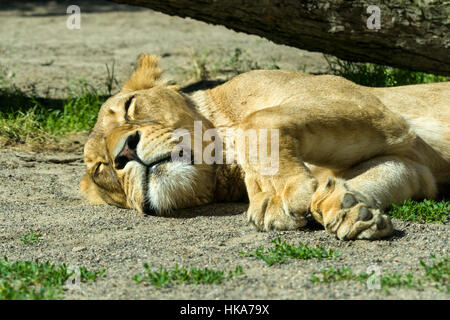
(0, 66, 109, 147)
(19, 229, 42, 245)
(387, 199, 449, 224)
(325, 55, 449, 87)
(240, 238, 338, 266)
(0, 257, 106, 300)
(420, 255, 449, 291)
(311, 267, 418, 290)
(0, 81, 105, 145)
(311, 266, 360, 283)
(133, 264, 244, 287)
(311, 255, 449, 293)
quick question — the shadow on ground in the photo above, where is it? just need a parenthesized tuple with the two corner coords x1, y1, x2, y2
(1, 0, 143, 16)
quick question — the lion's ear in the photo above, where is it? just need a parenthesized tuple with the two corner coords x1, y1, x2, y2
(121, 53, 163, 93)
(80, 174, 107, 205)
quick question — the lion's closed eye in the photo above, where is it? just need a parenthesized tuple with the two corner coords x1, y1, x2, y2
(94, 162, 103, 175)
(93, 162, 106, 175)
(90, 161, 126, 200)
(124, 96, 135, 121)
(92, 162, 109, 186)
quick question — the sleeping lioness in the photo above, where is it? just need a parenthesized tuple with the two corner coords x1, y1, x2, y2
(81, 54, 450, 240)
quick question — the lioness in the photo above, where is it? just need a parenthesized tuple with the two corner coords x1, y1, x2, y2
(81, 54, 449, 240)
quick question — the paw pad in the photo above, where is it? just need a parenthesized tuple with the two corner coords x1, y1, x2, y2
(358, 206, 372, 221)
(341, 193, 357, 208)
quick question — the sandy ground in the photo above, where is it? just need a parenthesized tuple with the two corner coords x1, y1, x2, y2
(0, 1, 448, 300)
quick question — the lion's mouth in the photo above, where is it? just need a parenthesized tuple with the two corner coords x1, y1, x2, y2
(113, 130, 197, 215)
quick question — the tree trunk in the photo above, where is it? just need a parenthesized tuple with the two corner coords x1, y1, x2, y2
(108, 0, 450, 76)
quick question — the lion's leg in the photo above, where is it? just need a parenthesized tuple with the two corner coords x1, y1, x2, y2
(310, 155, 437, 240)
(236, 103, 415, 232)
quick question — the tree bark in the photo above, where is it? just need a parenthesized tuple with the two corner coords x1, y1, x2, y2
(108, 0, 450, 76)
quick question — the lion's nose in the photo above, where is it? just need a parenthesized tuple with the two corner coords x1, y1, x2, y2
(114, 131, 141, 169)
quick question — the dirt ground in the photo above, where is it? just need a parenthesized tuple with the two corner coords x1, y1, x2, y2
(0, 1, 448, 300)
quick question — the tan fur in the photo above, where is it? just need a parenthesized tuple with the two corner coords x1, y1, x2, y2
(81, 53, 450, 240)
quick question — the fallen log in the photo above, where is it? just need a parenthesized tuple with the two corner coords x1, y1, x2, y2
(108, 0, 450, 76)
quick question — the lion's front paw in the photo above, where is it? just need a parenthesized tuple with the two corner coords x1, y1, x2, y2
(244, 173, 317, 232)
(246, 192, 308, 231)
(311, 177, 393, 240)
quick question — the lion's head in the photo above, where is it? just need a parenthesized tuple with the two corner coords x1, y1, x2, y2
(80, 54, 217, 215)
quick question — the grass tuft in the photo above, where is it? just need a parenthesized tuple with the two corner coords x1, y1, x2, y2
(311, 255, 449, 293)
(419, 255, 449, 291)
(0, 67, 108, 148)
(310, 266, 358, 283)
(133, 264, 243, 287)
(19, 229, 42, 245)
(0, 81, 105, 145)
(387, 199, 449, 224)
(240, 237, 338, 266)
(311, 266, 419, 291)
(0, 256, 105, 300)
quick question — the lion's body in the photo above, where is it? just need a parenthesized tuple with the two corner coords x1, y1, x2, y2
(81, 55, 450, 240)
(195, 70, 449, 176)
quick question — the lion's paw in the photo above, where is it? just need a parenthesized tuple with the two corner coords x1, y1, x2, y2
(311, 177, 394, 240)
(245, 174, 317, 232)
(325, 200, 393, 240)
(246, 192, 308, 231)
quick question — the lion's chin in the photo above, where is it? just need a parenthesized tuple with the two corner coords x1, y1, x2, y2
(142, 161, 214, 215)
